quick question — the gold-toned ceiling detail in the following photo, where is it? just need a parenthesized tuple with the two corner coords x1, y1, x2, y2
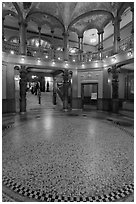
(28, 12, 63, 30)
(70, 13, 111, 34)
(2, 2, 133, 45)
(2, 2, 17, 14)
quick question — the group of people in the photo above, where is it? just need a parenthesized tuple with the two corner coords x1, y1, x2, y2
(30, 82, 40, 95)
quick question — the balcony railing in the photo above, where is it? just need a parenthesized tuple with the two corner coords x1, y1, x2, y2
(2, 34, 134, 63)
(119, 35, 134, 52)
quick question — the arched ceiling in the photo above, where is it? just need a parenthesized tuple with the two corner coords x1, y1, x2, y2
(2, 2, 122, 32)
(3, 2, 133, 47)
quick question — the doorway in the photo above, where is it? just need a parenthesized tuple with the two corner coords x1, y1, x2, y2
(81, 83, 98, 110)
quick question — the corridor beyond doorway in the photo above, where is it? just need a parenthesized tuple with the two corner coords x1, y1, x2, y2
(26, 91, 54, 112)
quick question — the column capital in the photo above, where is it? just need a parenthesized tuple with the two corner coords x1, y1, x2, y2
(62, 31, 69, 37)
(18, 21, 28, 29)
(78, 34, 83, 39)
(38, 26, 41, 32)
(97, 30, 104, 35)
(112, 16, 121, 26)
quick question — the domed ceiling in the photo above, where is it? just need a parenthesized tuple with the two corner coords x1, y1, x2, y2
(2, 2, 133, 47)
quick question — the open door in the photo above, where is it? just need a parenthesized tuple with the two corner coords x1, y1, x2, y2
(81, 83, 98, 110)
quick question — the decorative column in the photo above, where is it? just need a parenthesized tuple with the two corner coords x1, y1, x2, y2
(131, 7, 134, 35)
(68, 71, 73, 109)
(18, 21, 27, 55)
(109, 65, 120, 113)
(53, 77, 57, 105)
(130, 7, 134, 48)
(98, 30, 104, 59)
(63, 31, 69, 61)
(18, 21, 27, 113)
(113, 17, 121, 54)
(63, 69, 69, 111)
(38, 26, 41, 54)
(78, 34, 83, 61)
(19, 66, 27, 113)
(51, 30, 55, 60)
(2, 17, 5, 41)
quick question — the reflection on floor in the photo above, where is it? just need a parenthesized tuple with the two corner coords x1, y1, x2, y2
(2, 92, 134, 202)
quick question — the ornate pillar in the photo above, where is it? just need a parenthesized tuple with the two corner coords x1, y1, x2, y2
(63, 31, 69, 61)
(130, 8, 134, 48)
(19, 66, 27, 113)
(38, 26, 41, 53)
(78, 34, 83, 61)
(110, 65, 120, 113)
(131, 7, 134, 35)
(98, 30, 104, 59)
(63, 69, 69, 111)
(97, 31, 101, 56)
(19, 21, 27, 55)
(113, 17, 121, 54)
(53, 77, 57, 105)
(51, 30, 55, 60)
(2, 17, 5, 41)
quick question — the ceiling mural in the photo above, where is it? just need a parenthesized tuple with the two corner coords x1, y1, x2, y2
(70, 2, 120, 21)
(70, 13, 110, 34)
(27, 12, 62, 30)
(2, 2, 133, 47)
(2, 2, 17, 14)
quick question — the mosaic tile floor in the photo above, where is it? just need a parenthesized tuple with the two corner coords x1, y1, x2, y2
(2, 92, 134, 202)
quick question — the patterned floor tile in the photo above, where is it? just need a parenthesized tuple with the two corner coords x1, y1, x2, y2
(2, 92, 134, 202)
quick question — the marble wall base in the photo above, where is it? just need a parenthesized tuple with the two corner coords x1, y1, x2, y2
(2, 99, 15, 113)
(97, 99, 112, 111)
(72, 97, 82, 109)
(112, 99, 119, 113)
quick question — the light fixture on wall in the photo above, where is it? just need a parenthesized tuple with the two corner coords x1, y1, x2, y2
(21, 56, 25, 61)
(52, 60, 55, 65)
(64, 61, 68, 67)
(127, 50, 132, 57)
(10, 50, 14, 55)
(37, 58, 41, 63)
(111, 57, 116, 62)
(73, 58, 76, 62)
(32, 75, 37, 79)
